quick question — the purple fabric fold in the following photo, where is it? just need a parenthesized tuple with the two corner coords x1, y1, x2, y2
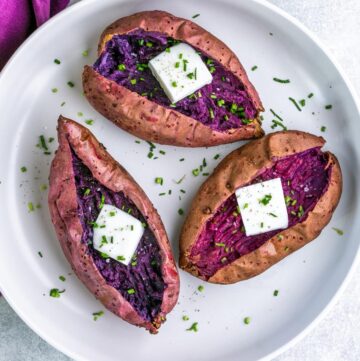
(0, 0, 69, 70)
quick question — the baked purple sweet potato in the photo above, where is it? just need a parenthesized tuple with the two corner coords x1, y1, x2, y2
(48, 116, 179, 333)
(82, 10, 264, 147)
(179, 131, 342, 284)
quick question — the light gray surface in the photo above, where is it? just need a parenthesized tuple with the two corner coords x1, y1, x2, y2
(0, 0, 359, 360)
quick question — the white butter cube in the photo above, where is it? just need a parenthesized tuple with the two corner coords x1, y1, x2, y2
(235, 178, 288, 237)
(93, 204, 144, 265)
(148, 43, 213, 103)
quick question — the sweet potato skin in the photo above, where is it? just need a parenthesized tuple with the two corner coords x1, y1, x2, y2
(179, 131, 342, 284)
(48, 116, 179, 333)
(82, 10, 264, 147)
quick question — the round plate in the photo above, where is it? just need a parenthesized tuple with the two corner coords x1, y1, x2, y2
(0, 0, 359, 360)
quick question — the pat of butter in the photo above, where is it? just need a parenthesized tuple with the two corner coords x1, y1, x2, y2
(148, 43, 212, 103)
(235, 178, 288, 237)
(93, 204, 144, 265)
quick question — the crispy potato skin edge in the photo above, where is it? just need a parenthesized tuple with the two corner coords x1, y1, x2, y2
(48, 116, 180, 332)
(179, 130, 342, 284)
(82, 10, 264, 147)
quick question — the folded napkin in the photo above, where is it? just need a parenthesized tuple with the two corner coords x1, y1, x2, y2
(0, 0, 69, 70)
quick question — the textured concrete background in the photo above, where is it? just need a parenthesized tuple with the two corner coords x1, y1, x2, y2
(0, 0, 359, 360)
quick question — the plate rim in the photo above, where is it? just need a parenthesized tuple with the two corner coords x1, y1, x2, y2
(0, 0, 359, 360)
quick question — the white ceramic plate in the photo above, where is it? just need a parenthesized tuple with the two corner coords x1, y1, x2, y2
(0, 0, 359, 360)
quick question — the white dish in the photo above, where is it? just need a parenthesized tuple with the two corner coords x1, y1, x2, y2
(0, 0, 359, 360)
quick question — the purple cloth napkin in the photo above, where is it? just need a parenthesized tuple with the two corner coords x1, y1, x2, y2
(0, 0, 69, 70)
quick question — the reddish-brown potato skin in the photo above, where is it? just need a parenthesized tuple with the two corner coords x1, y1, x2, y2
(179, 131, 342, 284)
(82, 10, 264, 147)
(48, 116, 179, 333)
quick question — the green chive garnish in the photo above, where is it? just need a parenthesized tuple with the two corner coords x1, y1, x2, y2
(85, 119, 94, 125)
(243, 317, 251, 325)
(325, 104, 333, 110)
(299, 99, 306, 107)
(59, 275, 66, 282)
(332, 227, 344, 235)
(92, 310, 104, 321)
(308, 93, 314, 98)
(130, 79, 137, 85)
(67, 81, 75, 88)
(197, 285, 204, 292)
(186, 322, 198, 332)
(51, 88, 58, 93)
(49, 288, 65, 298)
(182, 315, 190, 321)
(155, 177, 164, 185)
(178, 208, 184, 216)
(192, 14, 200, 18)
(38, 251, 43, 258)
(259, 194, 272, 205)
(82, 50, 89, 57)
(28, 202, 34, 212)
(251, 65, 258, 71)
(20, 166, 27, 173)
(273, 290, 279, 296)
(273, 78, 290, 84)
(54, 59, 61, 64)
(288, 97, 302, 111)
(321, 126, 326, 132)
(127, 288, 136, 295)
(118, 64, 126, 71)
(192, 169, 200, 176)
(172, 81, 177, 87)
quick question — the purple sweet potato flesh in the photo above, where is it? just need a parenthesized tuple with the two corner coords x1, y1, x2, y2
(190, 148, 332, 279)
(72, 150, 165, 321)
(93, 29, 257, 132)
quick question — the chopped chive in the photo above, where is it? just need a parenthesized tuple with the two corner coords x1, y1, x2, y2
(192, 13, 200, 18)
(268, 212, 277, 217)
(214, 154, 220, 160)
(172, 81, 177, 87)
(127, 288, 136, 294)
(51, 88, 58, 93)
(92, 310, 104, 321)
(178, 208, 184, 216)
(165, 47, 170, 53)
(77, 112, 83, 117)
(159, 192, 166, 196)
(130, 79, 137, 85)
(186, 322, 198, 332)
(175, 62, 180, 68)
(20, 166, 27, 173)
(209, 66, 216, 73)
(270, 109, 283, 122)
(147, 151, 154, 159)
(179, 158, 185, 162)
(28, 202, 34, 212)
(83, 188, 91, 196)
(155, 177, 164, 185)
(67, 81, 75, 88)
(54, 58, 61, 64)
(243, 317, 251, 325)
(99, 194, 105, 209)
(60, 101, 65, 106)
(332, 227, 344, 236)
(251, 65, 258, 71)
(85, 119, 94, 125)
(288, 97, 302, 111)
(259, 194, 272, 205)
(183, 59, 188, 71)
(182, 315, 190, 321)
(215, 242, 225, 247)
(197, 285, 204, 292)
(273, 289, 279, 296)
(49, 288, 65, 298)
(308, 93, 314, 98)
(209, 108, 214, 119)
(325, 104, 333, 110)
(145, 42, 153, 47)
(271, 119, 287, 130)
(118, 64, 126, 71)
(192, 168, 200, 176)
(38, 251, 43, 258)
(175, 175, 186, 184)
(117, 255, 126, 261)
(59, 275, 66, 282)
(321, 126, 326, 132)
(299, 99, 306, 107)
(159, 150, 166, 155)
(273, 78, 290, 84)
(138, 39, 144, 46)
(82, 49, 89, 57)
(135, 140, 141, 144)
